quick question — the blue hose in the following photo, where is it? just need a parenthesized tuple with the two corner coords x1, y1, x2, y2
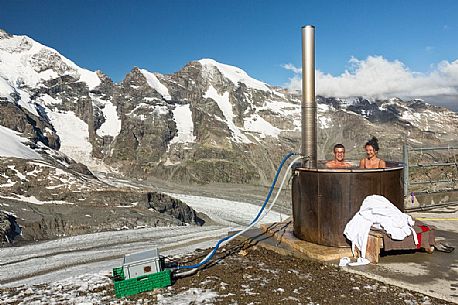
(176, 151, 297, 270)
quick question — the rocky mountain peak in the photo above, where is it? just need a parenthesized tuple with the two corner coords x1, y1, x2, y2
(197, 58, 271, 92)
(30, 48, 76, 76)
(0, 32, 33, 55)
(118, 67, 169, 103)
(0, 29, 12, 39)
(121, 67, 145, 85)
(95, 70, 112, 83)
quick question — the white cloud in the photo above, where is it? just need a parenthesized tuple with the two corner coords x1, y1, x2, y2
(283, 56, 458, 103)
(282, 63, 301, 74)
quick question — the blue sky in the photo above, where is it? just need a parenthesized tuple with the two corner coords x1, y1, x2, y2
(1, 0, 458, 109)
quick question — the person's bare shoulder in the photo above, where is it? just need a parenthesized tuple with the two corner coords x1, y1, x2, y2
(325, 160, 335, 168)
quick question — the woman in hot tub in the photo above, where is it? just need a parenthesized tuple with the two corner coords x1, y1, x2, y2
(359, 136, 386, 169)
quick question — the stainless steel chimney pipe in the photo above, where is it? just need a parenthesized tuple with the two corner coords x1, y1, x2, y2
(301, 25, 317, 168)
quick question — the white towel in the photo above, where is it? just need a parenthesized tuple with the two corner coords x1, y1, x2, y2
(344, 195, 417, 259)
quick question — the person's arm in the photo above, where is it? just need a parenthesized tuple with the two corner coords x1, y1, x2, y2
(359, 159, 365, 168)
(379, 159, 386, 168)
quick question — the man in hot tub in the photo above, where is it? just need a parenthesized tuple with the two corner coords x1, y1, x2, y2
(326, 144, 352, 168)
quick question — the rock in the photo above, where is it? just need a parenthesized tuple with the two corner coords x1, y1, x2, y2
(146, 192, 205, 226)
(0, 101, 60, 150)
(0, 211, 21, 245)
(67, 162, 95, 177)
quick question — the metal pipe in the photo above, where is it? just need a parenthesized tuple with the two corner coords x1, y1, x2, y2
(410, 179, 457, 185)
(405, 200, 458, 212)
(301, 25, 317, 168)
(403, 143, 409, 197)
(410, 146, 458, 151)
(411, 162, 458, 168)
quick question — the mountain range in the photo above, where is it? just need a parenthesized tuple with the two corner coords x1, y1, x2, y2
(1, 28, 457, 187)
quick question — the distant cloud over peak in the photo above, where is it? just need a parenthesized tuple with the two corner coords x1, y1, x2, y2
(283, 56, 458, 110)
(281, 63, 301, 74)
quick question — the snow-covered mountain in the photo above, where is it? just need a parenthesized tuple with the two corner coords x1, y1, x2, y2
(1, 29, 458, 186)
(0, 29, 100, 110)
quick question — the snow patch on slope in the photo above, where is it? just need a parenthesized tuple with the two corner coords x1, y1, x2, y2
(319, 116, 332, 128)
(199, 58, 270, 92)
(16, 89, 39, 116)
(0, 77, 14, 101)
(37, 94, 62, 106)
(243, 114, 281, 139)
(256, 99, 302, 132)
(140, 69, 171, 100)
(171, 104, 195, 144)
(263, 100, 300, 114)
(0, 77, 40, 116)
(318, 102, 332, 128)
(0, 194, 69, 205)
(0, 126, 42, 160)
(46, 110, 93, 165)
(204, 86, 251, 144)
(95, 100, 121, 138)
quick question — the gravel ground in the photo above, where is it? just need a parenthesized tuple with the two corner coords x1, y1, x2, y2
(1, 240, 454, 304)
(164, 242, 454, 305)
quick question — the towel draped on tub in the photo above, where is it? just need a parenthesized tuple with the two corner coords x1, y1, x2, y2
(344, 195, 418, 259)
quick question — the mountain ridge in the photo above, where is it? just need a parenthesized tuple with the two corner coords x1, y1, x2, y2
(1, 29, 457, 186)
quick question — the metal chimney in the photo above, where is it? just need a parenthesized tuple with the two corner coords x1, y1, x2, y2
(301, 25, 317, 168)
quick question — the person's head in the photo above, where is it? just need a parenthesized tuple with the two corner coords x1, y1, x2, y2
(333, 144, 346, 162)
(365, 137, 379, 159)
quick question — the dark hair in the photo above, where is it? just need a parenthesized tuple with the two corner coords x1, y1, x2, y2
(333, 143, 345, 152)
(365, 136, 380, 151)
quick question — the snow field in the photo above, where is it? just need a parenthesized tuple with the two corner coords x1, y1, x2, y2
(0, 126, 43, 160)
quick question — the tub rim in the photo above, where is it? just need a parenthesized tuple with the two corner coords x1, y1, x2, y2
(295, 160, 404, 173)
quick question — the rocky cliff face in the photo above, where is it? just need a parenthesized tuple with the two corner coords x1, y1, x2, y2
(146, 192, 205, 226)
(0, 211, 21, 244)
(1, 29, 457, 186)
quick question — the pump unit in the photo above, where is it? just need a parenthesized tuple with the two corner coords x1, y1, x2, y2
(112, 247, 171, 298)
(122, 248, 163, 279)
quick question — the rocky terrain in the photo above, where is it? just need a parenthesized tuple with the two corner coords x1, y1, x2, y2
(0, 244, 453, 304)
(0, 155, 208, 245)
